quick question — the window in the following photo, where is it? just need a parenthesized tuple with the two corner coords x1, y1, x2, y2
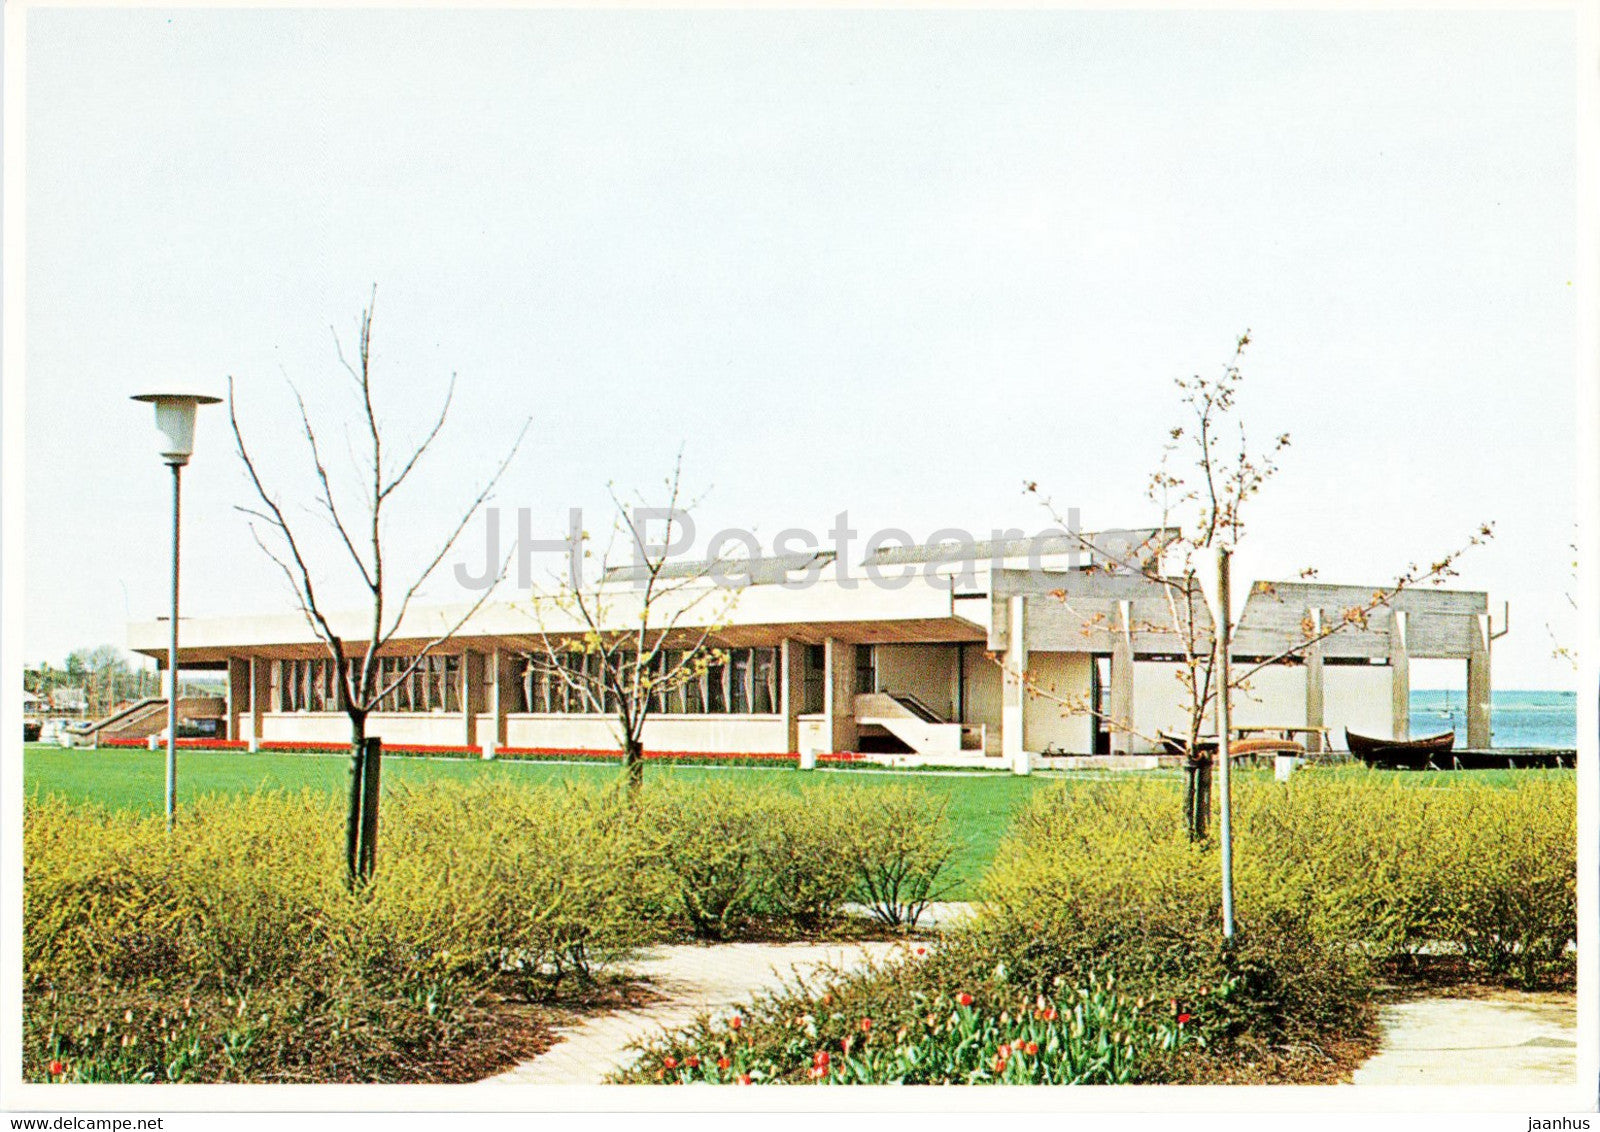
(855, 645, 877, 695)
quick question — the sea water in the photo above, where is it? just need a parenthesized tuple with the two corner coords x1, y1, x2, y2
(1409, 688, 1577, 749)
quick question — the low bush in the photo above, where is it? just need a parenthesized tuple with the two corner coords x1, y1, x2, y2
(22, 781, 657, 1081)
(638, 779, 959, 939)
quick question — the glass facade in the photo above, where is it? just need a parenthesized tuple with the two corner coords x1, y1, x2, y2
(517, 646, 780, 715)
(276, 655, 461, 713)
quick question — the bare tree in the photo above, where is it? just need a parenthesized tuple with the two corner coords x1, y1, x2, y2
(230, 295, 529, 882)
(527, 457, 736, 790)
(1025, 333, 1493, 808)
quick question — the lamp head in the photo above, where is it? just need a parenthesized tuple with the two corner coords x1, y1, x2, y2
(131, 393, 222, 466)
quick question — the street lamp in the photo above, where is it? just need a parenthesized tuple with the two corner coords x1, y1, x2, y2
(132, 392, 221, 829)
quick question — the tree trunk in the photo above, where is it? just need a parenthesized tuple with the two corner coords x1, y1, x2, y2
(623, 737, 645, 792)
(1183, 719, 1212, 841)
(345, 715, 382, 885)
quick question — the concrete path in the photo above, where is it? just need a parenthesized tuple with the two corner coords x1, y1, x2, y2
(1350, 991, 1577, 1086)
(484, 940, 906, 1086)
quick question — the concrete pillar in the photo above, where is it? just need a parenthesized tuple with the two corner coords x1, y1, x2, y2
(1002, 596, 1029, 775)
(1304, 609, 1324, 754)
(1109, 599, 1134, 755)
(1389, 610, 1409, 741)
(823, 638, 857, 757)
(482, 648, 508, 759)
(780, 639, 805, 757)
(226, 657, 250, 745)
(249, 657, 268, 751)
(462, 650, 485, 751)
(1467, 613, 1492, 749)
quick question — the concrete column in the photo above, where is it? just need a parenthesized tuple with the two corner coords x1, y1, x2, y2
(823, 637, 857, 757)
(482, 648, 507, 759)
(1109, 599, 1134, 755)
(1389, 610, 1410, 741)
(248, 656, 268, 751)
(780, 639, 805, 757)
(1304, 609, 1325, 754)
(1467, 613, 1492, 749)
(1002, 596, 1030, 775)
(226, 657, 250, 744)
(462, 650, 485, 751)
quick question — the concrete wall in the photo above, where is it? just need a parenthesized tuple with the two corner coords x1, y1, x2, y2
(1323, 665, 1397, 747)
(1129, 660, 1397, 752)
(872, 643, 959, 719)
(960, 646, 1004, 752)
(504, 714, 788, 753)
(1230, 665, 1308, 728)
(1022, 651, 1095, 754)
(262, 712, 463, 746)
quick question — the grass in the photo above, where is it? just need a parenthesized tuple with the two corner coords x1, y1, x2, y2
(21, 744, 1556, 897)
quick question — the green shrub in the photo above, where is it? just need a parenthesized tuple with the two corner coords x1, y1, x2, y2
(839, 785, 958, 928)
(363, 779, 668, 995)
(638, 778, 959, 939)
(636, 777, 771, 939)
(750, 790, 859, 930)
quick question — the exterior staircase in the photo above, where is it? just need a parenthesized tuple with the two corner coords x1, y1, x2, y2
(66, 697, 227, 746)
(853, 692, 986, 757)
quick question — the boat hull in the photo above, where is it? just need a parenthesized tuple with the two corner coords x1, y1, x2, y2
(1345, 728, 1455, 771)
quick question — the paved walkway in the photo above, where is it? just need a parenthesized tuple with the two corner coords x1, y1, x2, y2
(484, 940, 907, 1085)
(1350, 991, 1577, 1086)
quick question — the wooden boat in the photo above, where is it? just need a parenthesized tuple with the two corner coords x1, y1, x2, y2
(1345, 728, 1454, 771)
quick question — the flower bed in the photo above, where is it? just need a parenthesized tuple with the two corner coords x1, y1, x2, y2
(90, 736, 869, 768)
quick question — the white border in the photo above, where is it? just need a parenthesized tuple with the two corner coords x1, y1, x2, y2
(2, 0, 1595, 1119)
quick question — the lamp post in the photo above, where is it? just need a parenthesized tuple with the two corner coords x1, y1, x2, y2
(132, 392, 221, 829)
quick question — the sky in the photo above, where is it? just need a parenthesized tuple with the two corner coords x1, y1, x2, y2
(18, 6, 1581, 689)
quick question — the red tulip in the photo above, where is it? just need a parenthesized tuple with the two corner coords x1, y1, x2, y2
(1041, 1007, 1058, 1022)
(1023, 1042, 1039, 1056)
(1177, 1013, 1192, 1025)
(717, 1056, 731, 1070)
(728, 1015, 743, 1031)
(685, 1056, 700, 1068)
(957, 992, 974, 1007)
(737, 1074, 752, 1085)
(48, 1060, 64, 1076)
(663, 1056, 678, 1069)
(860, 1017, 872, 1033)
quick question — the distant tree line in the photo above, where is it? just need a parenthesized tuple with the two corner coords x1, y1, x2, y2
(24, 646, 220, 718)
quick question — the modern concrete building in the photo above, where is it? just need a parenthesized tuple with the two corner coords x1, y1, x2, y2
(126, 529, 1499, 768)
